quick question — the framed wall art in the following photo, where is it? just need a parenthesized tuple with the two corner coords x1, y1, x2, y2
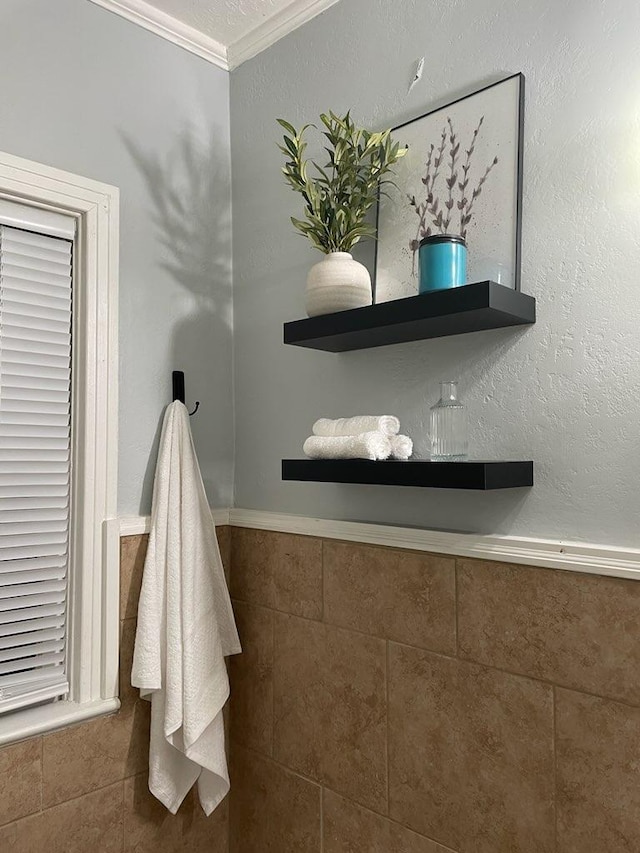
(374, 73, 525, 302)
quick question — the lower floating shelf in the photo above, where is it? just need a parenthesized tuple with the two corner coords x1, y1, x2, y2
(282, 459, 534, 490)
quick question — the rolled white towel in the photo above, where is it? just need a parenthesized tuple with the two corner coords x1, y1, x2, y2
(390, 434, 413, 460)
(312, 415, 400, 437)
(303, 431, 392, 461)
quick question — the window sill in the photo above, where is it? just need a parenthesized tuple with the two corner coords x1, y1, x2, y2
(0, 697, 120, 747)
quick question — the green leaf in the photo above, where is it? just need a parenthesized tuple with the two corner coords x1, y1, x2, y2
(277, 111, 406, 252)
(282, 136, 298, 157)
(276, 118, 297, 135)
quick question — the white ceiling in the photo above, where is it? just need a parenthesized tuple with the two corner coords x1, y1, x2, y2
(88, 0, 342, 70)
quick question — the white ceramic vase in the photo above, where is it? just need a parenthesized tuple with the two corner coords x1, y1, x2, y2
(305, 252, 372, 318)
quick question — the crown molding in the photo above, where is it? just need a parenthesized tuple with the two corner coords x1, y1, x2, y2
(87, 0, 341, 71)
(87, 0, 229, 70)
(227, 0, 341, 68)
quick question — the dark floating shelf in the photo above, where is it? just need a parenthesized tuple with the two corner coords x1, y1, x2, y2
(284, 280, 535, 352)
(282, 459, 534, 490)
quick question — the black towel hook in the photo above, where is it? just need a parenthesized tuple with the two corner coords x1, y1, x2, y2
(172, 371, 200, 416)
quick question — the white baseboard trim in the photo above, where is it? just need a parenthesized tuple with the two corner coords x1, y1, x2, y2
(115, 508, 640, 581)
(229, 509, 640, 581)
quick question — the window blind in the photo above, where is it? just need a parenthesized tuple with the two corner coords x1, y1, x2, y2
(0, 224, 73, 714)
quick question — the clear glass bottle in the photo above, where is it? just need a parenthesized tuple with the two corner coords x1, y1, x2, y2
(430, 381, 468, 461)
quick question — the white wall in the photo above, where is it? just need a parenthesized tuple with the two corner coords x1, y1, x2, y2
(230, 0, 640, 547)
(0, 0, 234, 515)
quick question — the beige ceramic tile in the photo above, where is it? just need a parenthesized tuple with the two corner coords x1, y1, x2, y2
(122, 698, 151, 778)
(120, 534, 148, 620)
(230, 743, 321, 852)
(0, 781, 123, 853)
(323, 540, 456, 653)
(556, 688, 640, 852)
(274, 613, 387, 813)
(229, 600, 274, 754)
(231, 527, 322, 618)
(457, 557, 640, 704)
(323, 789, 456, 853)
(42, 700, 149, 807)
(216, 524, 231, 581)
(0, 737, 42, 827)
(124, 773, 228, 852)
(123, 772, 182, 852)
(119, 617, 152, 776)
(176, 789, 228, 853)
(120, 617, 138, 709)
(42, 715, 123, 807)
(230, 527, 272, 608)
(388, 642, 554, 853)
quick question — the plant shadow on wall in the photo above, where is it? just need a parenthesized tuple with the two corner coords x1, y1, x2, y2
(121, 127, 233, 508)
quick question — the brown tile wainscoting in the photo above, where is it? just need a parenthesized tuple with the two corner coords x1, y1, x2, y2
(2, 522, 639, 852)
(229, 527, 640, 853)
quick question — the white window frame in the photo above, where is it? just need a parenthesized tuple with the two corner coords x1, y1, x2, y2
(0, 150, 119, 744)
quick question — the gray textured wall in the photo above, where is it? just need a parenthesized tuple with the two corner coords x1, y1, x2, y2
(230, 0, 640, 546)
(0, 0, 234, 515)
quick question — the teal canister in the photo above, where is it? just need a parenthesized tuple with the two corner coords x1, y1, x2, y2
(419, 235, 467, 293)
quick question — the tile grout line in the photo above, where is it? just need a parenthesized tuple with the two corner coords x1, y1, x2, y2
(552, 685, 558, 853)
(271, 603, 276, 759)
(121, 778, 125, 853)
(395, 632, 640, 712)
(454, 652, 640, 711)
(454, 558, 460, 655)
(0, 776, 128, 834)
(40, 736, 44, 815)
(320, 780, 460, 853)
(230, 594, 453, 654)
(385, 639, 391, 817)
(320, 538, 325, 624)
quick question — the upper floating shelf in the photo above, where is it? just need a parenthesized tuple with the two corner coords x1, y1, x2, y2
(283, 280, 536, 353)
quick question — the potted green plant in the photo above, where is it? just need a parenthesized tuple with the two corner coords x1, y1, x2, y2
(277, 111, 406, 317)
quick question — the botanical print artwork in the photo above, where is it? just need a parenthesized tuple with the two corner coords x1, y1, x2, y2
(375, 74, 523, 302)
(408, 117, 499, 275)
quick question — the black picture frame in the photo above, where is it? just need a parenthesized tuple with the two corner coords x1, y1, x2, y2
(374, 73, 525, 301)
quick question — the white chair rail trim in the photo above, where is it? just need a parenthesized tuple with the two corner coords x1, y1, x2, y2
(118, 508, 640, 581)
(118, 508, 230, 536)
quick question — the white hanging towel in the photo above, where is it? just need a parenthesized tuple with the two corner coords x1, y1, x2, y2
(131, 401, 241, 815)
